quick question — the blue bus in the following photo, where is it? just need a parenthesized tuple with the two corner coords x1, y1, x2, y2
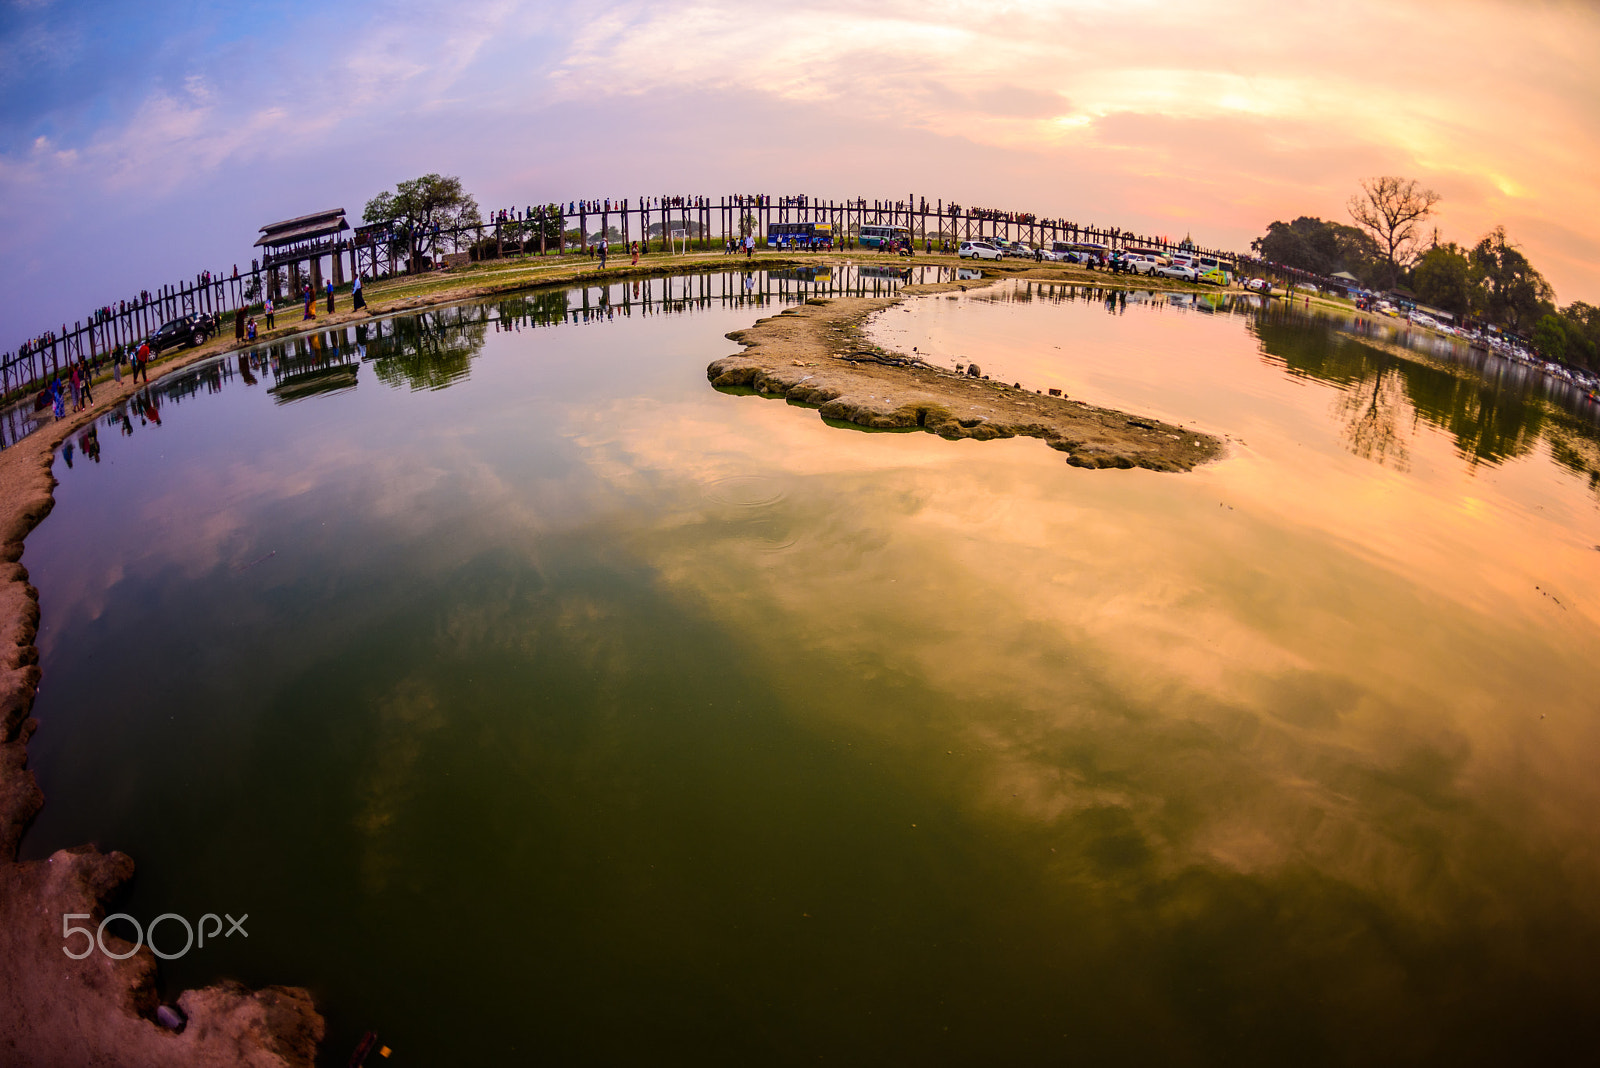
(858, 224, 911, 250)
(767, 222, 834, 249)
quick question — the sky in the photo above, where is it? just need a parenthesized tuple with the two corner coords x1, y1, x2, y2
(2, 0, 1597, 342)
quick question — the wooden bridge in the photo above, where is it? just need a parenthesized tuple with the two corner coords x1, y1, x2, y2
(0, 189, 1296, 442)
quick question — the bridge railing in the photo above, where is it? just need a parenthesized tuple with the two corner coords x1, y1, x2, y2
(2, 191, 1252, 439)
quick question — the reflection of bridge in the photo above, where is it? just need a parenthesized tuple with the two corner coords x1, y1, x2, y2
(3, 190, 1243, 415)
(231, 265, 950, 394)
(58, 267, 1600, 480)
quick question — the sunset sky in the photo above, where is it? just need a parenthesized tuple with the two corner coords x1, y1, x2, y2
(2, 0, 1596, 339)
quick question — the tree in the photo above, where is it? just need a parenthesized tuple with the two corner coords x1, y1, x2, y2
(1253, 216, 1339, 274)
(1347, 176, 1441, 290)
(363, 174, 482, 272)
(1470, 227, 1553, 333)
(533, 204, 564, 246)
(1532, 314, 1567, 361)
(1410, 243, 1476, 321)
(1252, 216, 1383, 283)
(1558, 302, 1600, 370)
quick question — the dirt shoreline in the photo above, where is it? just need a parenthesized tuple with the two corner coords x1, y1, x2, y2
(0, 252, 1225, 1065)
(708, 274, 1225, 471)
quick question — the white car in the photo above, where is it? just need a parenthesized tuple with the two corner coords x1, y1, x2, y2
(959, 240, 1003, 261)
(1154, 263, 1198, 281)
(1122, 253, 1161, 275)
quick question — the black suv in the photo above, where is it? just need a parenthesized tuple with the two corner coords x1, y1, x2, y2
(146, 312, 218, 355)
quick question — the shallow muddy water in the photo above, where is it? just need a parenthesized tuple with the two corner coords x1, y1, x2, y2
(22, 270, 1600, 1065)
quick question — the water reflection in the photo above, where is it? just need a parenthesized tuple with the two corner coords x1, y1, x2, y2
(956, 282, 1600, 479)
(24, 269, 1600, 1064)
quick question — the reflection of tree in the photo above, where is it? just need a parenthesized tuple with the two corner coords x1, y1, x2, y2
(1251, 313, 1546, 469)
(494, 289, 571, 327)
(371, 310, 489, 392)
(1412, 376, 1541, 467)
(1335, 363, 1411, 470)
(1540, 408, 1600, 502)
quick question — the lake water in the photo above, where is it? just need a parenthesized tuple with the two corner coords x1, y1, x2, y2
(21, 270, 1600, 1065)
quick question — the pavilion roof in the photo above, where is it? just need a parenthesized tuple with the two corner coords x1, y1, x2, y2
(256, 209, 349, 247)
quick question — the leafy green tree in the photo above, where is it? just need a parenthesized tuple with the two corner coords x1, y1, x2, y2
(1252, 216, 1381, 283)
(1347, 176, 1441, 289)
(532, 204, 564, 246)
(1470, 227, 1553, 333)
(1253, 216, 1336, 273)
(363, 174, 482, 272)
(1533, 314, 1568, 361)
(1557, 302, 1600, 369)
(1410, 243, 1476, 320)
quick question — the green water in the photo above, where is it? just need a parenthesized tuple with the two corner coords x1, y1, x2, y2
(22, 272, 1600, 1065)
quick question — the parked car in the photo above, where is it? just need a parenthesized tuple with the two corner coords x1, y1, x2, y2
(1154, 263, 1198, 281)
(1122, 253, 1161, 275)
(959, 240, 1003, 261)
(146, 312, 218, 355)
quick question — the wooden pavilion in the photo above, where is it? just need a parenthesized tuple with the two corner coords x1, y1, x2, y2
(255, 209, 350, 297)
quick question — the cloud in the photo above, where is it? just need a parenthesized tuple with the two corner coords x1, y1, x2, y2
(2, 0, 1600, 337)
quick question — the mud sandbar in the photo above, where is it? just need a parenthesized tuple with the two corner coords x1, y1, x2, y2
(708, 281, 1224, 472)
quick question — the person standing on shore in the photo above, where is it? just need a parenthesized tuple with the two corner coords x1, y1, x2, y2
(631, 241, 639, 266)
(265, 297, 275, 329)
(352, 273, 367, 313)
(303, 283, 315, 320)
(78, 358, 93, 407)
(68, 363, 81, 412)
(598, 238, 608, 268)
(326, 277, 335, 314)
(135, 340, 151, 384)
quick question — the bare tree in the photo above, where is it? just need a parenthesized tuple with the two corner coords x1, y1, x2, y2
(1347, 176, 1441, 291)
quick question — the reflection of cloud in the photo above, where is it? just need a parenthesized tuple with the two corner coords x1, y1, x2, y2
(541, 294, 1600, 934)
